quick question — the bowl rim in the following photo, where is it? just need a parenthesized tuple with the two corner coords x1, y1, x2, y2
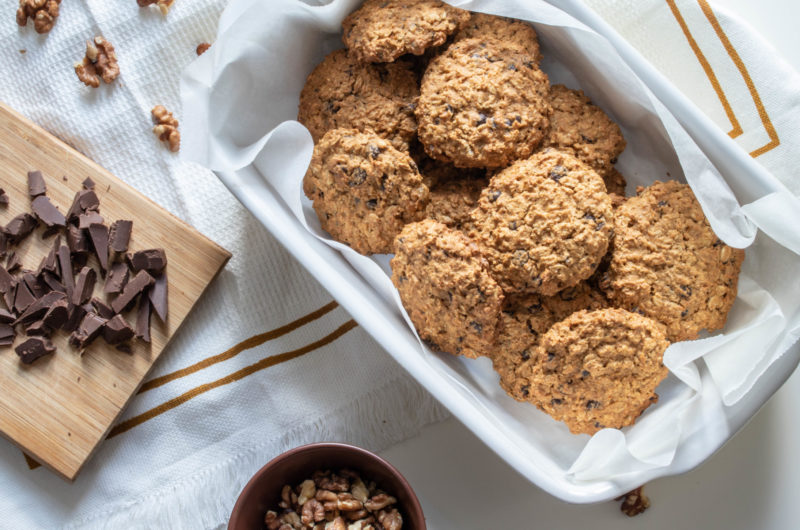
(228, 441, 426, 529)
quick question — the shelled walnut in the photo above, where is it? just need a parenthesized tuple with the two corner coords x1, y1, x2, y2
(196, 42, 211, 56)
(16, 0, 61, 34)
(74, 37, 120, 88)
(265, 469, 403, 530)
(617, 486, 651, 517)
(151, 105, 180, 152)
(137, 0, 174, 16)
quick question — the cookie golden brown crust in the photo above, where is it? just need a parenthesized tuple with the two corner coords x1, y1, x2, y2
(469, 149, 613, 296)
(425, 175, 488, 231)
(297, 49, 419, 152)
(600, 180, 744, 341)
(515, 308, 669, 435)
(342, 0, 470, 63)
(303, 129, 429, 255)
(416, 37, 551, 168)
(543, 84, 626, 180)
(391, 220, 504, 358)
(454, 13, 542, 63)
(492, 282, 608, 399)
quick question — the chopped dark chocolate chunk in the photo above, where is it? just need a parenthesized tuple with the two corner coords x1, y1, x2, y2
(14, 291, 67, 326)
(79, 190, 100, 211)
(109, 220, 132, 254)
(4, 213, 37, 244)
(26, 319, 51, 337)
(57, 245, 75, 300)
(67, 225, 90, 255)
(16, 337, 55, 364)
(149, 272, 168, 321)
(14, 281, 36, 313)
(22, 272, 45, 298)
(90, 297, 114, 319)
(116, 343, 132, 354)
(3, 283, 16, 310)
(41, 271, 65, 294)
(136, 294, 151, 343)
(87, 223, 109, 272)
(36, 235, 61, 276)
(66, 191, 85, 223)
(104, 262, 129, 295)
(31, 195, 66, 229)
(78, 211, 104, 230)
(72, 266, 97, 305)
(42, 298, 69, 329)
(63, 303, 86, 332)
(0, 308, 15, 323)
(111, 270, 154, 313)
(0, 266, 14, 293)
(0, 323, 14, 344)
(27, 170, 46, 198)
(127, 248, 167, 275)
(6, 252, 21, 273)
(0, 188, 8, 205)
(0, 232, 6, 258)
(69, 312, 107, 350)
(103, 314, 135, 345)
(82, 177, 95, 190)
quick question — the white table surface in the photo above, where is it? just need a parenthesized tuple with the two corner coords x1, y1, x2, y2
(380, 2, 800, 528)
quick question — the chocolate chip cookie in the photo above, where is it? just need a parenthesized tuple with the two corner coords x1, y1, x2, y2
(297, 49, 419, 152)
(416, 36, 551, 168)
(492, 282, 608, 399)
(391, 219, 504, 358)
(454, 13, 542, 63)
(303, 128, 429, 255)
(515, 308, 669, 435)
(342, 0, 470, 63)
(469, 149, 613, 296)
(600, 180, 744, 341)
(543, 84, 626, 182)
(425, 175, 488, 231)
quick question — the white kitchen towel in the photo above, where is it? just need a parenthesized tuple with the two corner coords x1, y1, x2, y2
(0, 1, 797, 530)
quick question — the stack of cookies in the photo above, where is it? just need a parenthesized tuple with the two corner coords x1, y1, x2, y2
(298, 0, 745, 435)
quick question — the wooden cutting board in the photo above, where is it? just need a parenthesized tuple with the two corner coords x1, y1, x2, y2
(0, 102, 231, 480)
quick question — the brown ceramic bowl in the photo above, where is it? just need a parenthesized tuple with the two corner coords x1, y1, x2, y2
(228, 442, 426, 529)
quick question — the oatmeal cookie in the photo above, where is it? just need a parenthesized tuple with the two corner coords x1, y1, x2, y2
(416, 37, 551, 168)
(342, 0, 470, 63)
(297, 49, 419, 152)
(543, 85, 626, 180)
(391, 219, 504, 358)
(601, 180, 744, 341)
(425, 175, 488, 231)
(492, 282, 607, 399)
(454, 13, 541, 63)
(469, 149, 613, 296)
(516, 308, 669, 434)
(303, 129, 429, 255)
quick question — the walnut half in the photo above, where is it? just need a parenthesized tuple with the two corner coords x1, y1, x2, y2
(17, 0, 61, 34)
(618, 486, 650, 517)
(151, 105, 180, 152)
(74, 37, 120, 88)
(137, 0, 175, 16)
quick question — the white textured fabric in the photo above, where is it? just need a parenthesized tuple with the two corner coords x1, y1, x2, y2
(0, 2, 447, 529)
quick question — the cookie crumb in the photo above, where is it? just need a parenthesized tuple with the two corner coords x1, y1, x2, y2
(74, 37, 120, 88)
(617, 486, 650, 517)
(17, 0, 60, 34)
(151, 105, 180, 152)
(196, 42, 211, 56)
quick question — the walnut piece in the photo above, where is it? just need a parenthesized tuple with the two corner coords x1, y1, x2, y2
(74, 37, 120, 88)
(137, 0, 174, 16)
(17, 0, 60, 34)
(618, 486, 650, 517)
(196, 42, 211, 56)
(151, 105, 180, 152)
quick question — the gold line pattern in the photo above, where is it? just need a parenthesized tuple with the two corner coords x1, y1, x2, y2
(138, 300, 339, 394)
(666, 0, 743, 138)
(697, 0, 780, 156)
(107, 320, 358, 439)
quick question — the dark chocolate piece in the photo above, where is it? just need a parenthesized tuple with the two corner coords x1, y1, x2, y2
(69, 312, 107, 350)
(3, 282, 16, 310)
(0, 232, 6, 258)
(66, 191, 85, 223)
(109, 220, 132, 254)
(22, 272, 45, 298)
(14, 291, 67, 326)
(42, 299, 69, 329)
(66, 225, 90, 255)
(0, 323, 14, 344)
(57, 245, 75, 300)
(127, 249, 167, 275)
(64, 303, 86, 332)
(116, 343, 132, 354)
(6, 252, 21, 273)
(72, 266, 97, 305)
(111, 270, 154, 314)
(0, 266, 14, 293)
(31, 195, 66, 229)
(26, 320, 51, 337)
(14, 281, 36, 313)
(0, 308, 15, 323)
(0, 188, 8, 205)
(88, 223, 109, 272)
(27, 170, 46, 198)
(135, 294, 151, 343)
(4, 213, 37, 244)
(103, 314, 135, 345)
(104, 262, 129, 295)
(78, 190, 100, 211)
(82, 177, 95, 190)
(41, 271, 66, 294)
(78, 211, 104, 230)
(149, 272, 168, 321)
(90, 297, 114, 319)
(36, 235, 61, 276)
(16, 337, 56, 364)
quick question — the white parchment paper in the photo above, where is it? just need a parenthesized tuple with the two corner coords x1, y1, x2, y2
(181, 0, 800, 483)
